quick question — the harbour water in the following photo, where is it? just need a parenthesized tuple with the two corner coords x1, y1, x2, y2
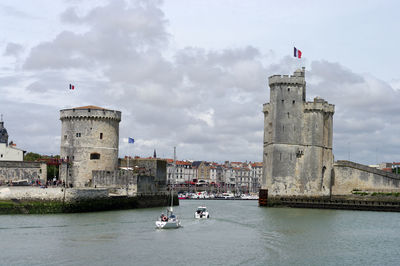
(1, 200, 400, 266)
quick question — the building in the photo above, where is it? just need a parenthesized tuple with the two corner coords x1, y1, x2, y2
(59, 105, 121, 187)
(250, 162, 262, 193)
(0, 119, 24, 161)
(262, 68, 334, 196)
(261, 68, 400, 207)
(0, 117, 46, 184)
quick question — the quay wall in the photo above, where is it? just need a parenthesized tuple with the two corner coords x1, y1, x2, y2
(0, 186, 176, 214)
(333, 160, 400, 194)
(264, 195, 400, 212)
(0, 187, 108, 202)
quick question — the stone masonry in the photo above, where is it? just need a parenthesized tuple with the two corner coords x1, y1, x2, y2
(262, 68, 335, 196)
(59, 105, 121, 187)
(261, 68, 400, 203)
(0, 161, 47, 184)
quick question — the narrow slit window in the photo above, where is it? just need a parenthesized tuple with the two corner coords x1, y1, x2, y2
(100, 133, 103, 140)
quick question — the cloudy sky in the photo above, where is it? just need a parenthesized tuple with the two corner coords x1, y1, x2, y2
(1, 0, 399, 165)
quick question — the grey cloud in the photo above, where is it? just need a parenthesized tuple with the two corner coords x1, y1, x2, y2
(0, 4, 37, 19)
(308, 60, 400, 164)
(3, 1, 399, 165)
(3, 42, 23, 57)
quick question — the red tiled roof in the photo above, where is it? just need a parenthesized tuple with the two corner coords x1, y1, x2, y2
(176, 161, 191, 166)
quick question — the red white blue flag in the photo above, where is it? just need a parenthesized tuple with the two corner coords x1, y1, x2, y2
(294, 47, 302, 58)
(69, 84, 75, 90)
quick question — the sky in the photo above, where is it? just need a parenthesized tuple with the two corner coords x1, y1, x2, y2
(0, 0, 399, 165)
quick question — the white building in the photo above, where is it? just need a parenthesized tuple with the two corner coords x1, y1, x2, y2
(0, 120, 23, 161)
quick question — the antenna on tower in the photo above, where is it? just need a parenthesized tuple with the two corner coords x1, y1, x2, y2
(0, 114, 3, 122)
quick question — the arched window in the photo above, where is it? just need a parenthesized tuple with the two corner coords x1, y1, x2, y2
(90, 153, 100, 160)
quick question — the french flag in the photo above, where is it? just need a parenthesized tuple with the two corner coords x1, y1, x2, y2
(69, 84, 75, 90)
(294, 47, 302, 58)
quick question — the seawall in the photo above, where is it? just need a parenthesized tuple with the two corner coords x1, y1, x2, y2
(0, 186, 178, 214)
(259, 193, 400, 212)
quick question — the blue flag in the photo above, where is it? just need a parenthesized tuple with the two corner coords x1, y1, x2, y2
(128, 137, 135, 144)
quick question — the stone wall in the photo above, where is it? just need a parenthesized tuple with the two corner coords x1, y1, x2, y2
(0, 187, 108, 202)
(92, 169, 166, 195)
(0, 161, 47, 184)
(333, 160, 400, 194)
(92, 170, 137, 187)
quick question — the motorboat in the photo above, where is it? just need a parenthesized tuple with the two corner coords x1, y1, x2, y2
(155, 207, 181, 229)
(194, 206, 209, 219)
(221, 192, 234, 199)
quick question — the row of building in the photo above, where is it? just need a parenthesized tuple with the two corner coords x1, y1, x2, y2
(130, 158, 263, 193)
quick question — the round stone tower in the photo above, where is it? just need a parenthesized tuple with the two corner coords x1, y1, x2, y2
(59, 105, 121, 187)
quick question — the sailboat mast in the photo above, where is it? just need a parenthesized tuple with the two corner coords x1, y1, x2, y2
(171, 146, 176, 209)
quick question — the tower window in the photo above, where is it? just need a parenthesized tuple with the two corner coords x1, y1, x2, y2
(64, 135, 67, 140)
(100, 133, 103, 139)
(293, 100, 295, 104)
(281, 100, 284, 104)
(90, 153, 100, 160)
(288, 88, 290, 92)
(287, 112, 290, 118)
(76, 133, 81, 137)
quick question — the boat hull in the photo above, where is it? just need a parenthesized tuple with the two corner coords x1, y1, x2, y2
(155, 220, 181, 229)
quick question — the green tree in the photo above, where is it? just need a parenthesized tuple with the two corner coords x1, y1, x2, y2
(24, 152, 42, 161)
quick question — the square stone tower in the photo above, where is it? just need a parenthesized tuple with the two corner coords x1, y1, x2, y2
(262, 68, 335, 197)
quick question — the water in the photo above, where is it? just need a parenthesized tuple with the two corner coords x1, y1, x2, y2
(1, 200, 400, 266)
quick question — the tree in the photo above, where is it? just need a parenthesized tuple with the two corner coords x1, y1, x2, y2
(24, 152, 41, 161)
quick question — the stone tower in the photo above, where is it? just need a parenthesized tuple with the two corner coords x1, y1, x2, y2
(59, 105, 121, 187)
(262, 68, 335, 197)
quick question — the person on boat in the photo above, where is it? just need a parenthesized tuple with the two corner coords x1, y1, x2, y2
(161, 213, 167, 222)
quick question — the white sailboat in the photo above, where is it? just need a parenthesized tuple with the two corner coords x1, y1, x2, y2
(155, 147, 181, 229)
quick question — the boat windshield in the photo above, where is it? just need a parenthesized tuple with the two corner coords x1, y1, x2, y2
(197, 208, 207, 212)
